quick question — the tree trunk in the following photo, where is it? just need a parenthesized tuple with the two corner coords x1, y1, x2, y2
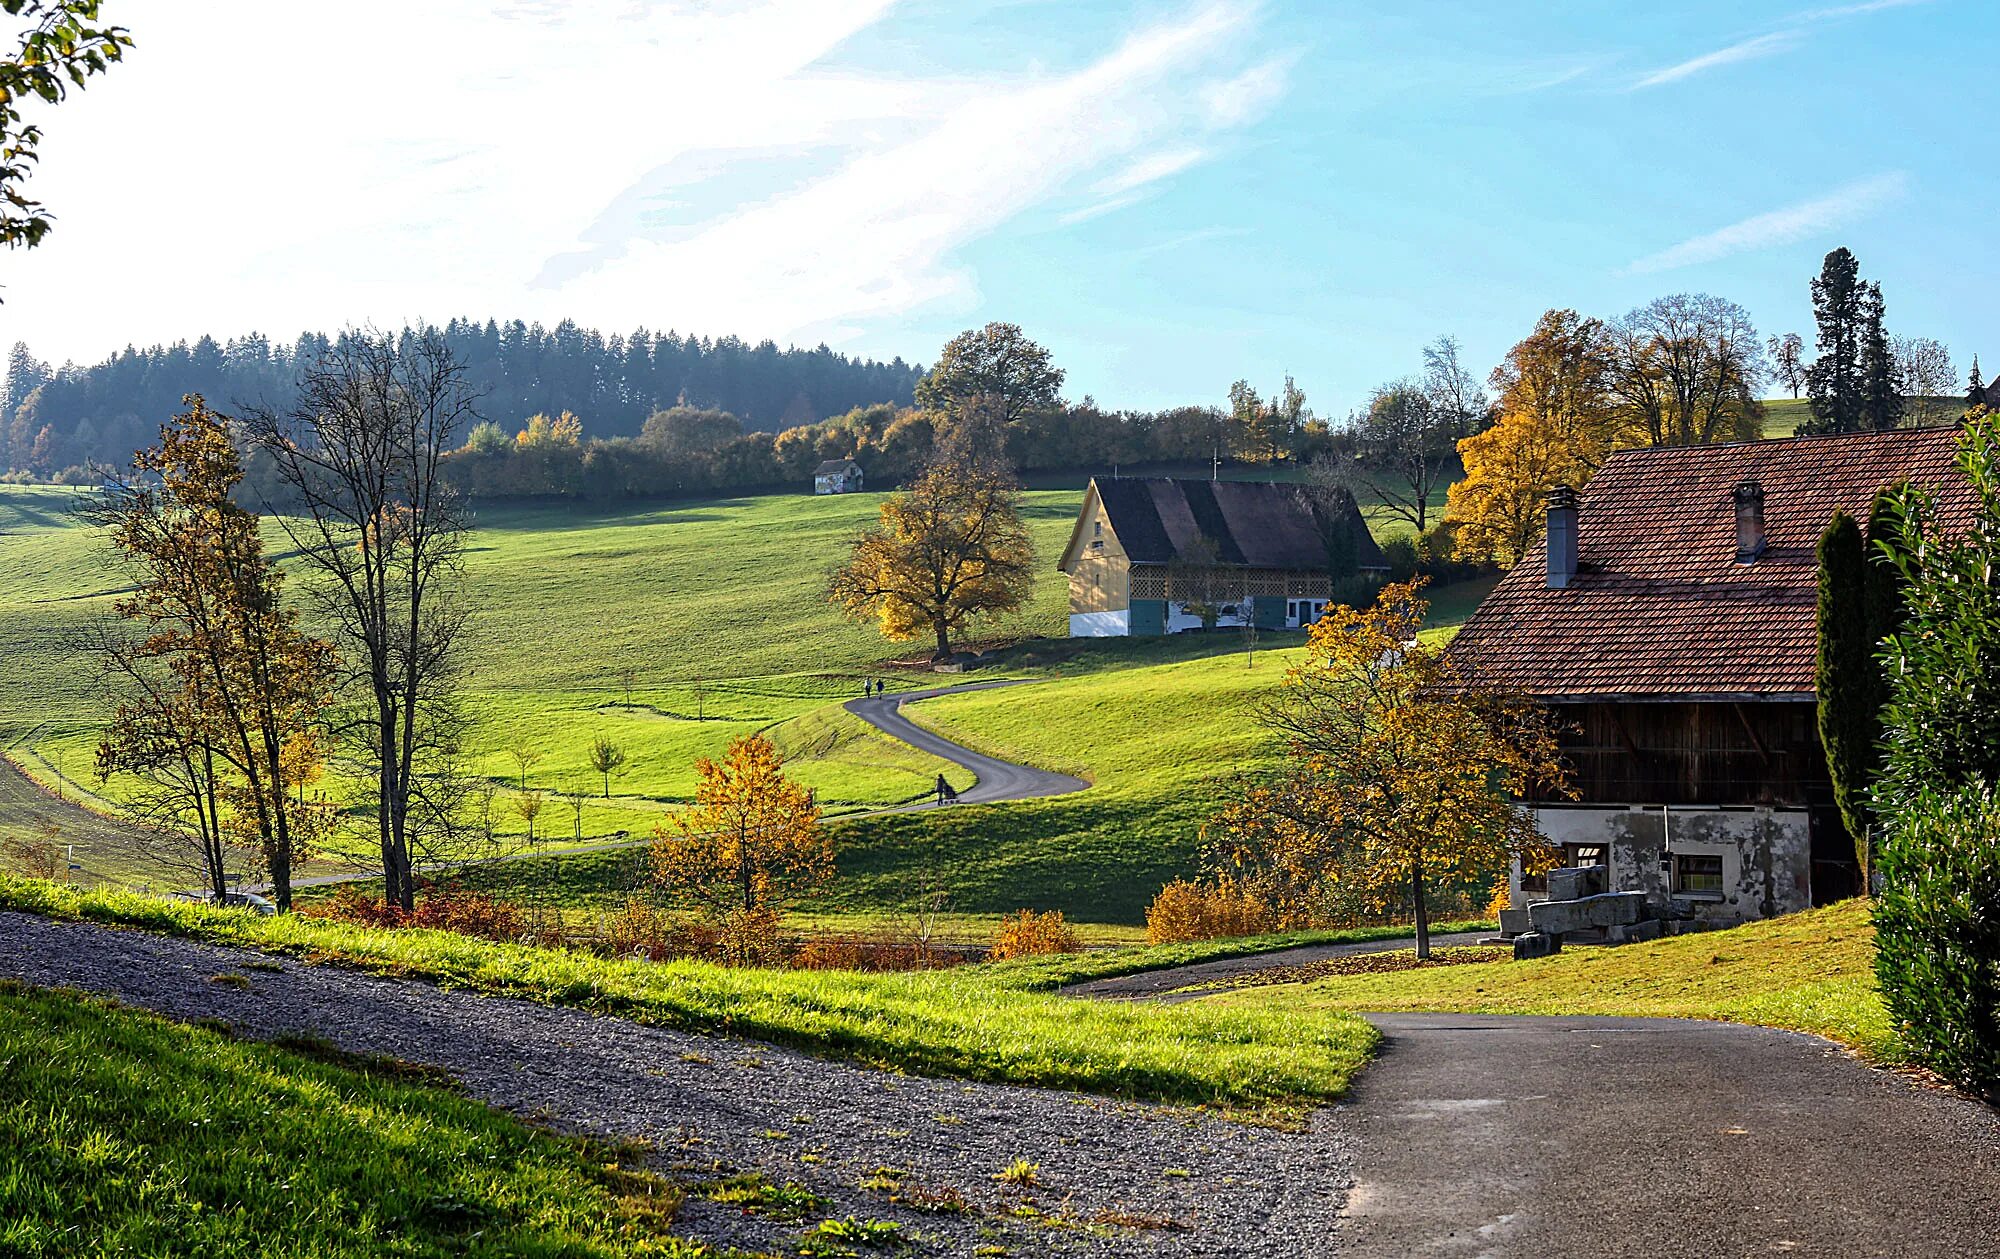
(933, 619, 953, 662)
(1412, 860, 1431, 960)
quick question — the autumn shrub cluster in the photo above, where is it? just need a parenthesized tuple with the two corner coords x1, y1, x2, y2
(1144, 879, 1276, 944)
(303, 882, 524, 943)
(989, 909, 1081, 960)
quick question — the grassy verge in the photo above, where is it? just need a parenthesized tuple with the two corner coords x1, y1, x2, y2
(0, 981, 707, 1258)
(0, 877, 1376, 1110)
(1212, 901, 1899, 1063)
(993, 919, 1497, 989)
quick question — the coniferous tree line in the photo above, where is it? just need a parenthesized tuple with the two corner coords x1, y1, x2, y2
(0, 319, 926, 478)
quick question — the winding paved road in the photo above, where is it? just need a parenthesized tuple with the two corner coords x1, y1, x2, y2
(845, 679, 1089, 806)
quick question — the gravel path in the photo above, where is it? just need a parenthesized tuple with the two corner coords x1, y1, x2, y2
(846, 681, 1090, 806)
(0, 912, 1349, 1257)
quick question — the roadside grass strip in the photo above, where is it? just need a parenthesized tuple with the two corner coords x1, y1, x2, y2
(1212, 901, 1900, 1064)
(0, 982, 710, 1258)
(0, 877, 1376, 1110)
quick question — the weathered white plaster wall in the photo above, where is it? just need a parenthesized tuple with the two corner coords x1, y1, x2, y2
(1513, 804, 1812, 926)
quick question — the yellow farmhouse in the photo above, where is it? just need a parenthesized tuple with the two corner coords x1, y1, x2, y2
(1056, 476, 1387, 637)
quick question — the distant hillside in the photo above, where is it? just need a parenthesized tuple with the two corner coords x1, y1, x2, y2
(0, 321, 925, 475)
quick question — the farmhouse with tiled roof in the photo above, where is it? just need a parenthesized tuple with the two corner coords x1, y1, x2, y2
(1058, 476, 1387, 637)
(1451, 426, 1974, 927)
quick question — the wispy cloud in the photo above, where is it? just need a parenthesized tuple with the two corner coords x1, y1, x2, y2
(1625, 172, 1909, 274)
(1632, 32, 1798, 89)
(553, 0, 1283, 341)
(1795, 0, 1932, 19)
(0, 0, 1292, 363)
(1126, 225, 1252, 260)
(1633, 0, 1933, 89)
(1059, 146, 1211, 222)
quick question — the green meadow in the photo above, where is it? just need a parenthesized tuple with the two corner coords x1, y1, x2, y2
(0, 475, 1497, 930)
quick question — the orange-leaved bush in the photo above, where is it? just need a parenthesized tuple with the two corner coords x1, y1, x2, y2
(989, 909, 1081, 960)
(1144, 879, 1275, 944)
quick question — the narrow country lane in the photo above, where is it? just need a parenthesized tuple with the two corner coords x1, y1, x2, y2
(844, 680, 1089, 805)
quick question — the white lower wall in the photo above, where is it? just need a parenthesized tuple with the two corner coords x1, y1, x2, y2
(1166, 601, 1247, 633)
(1515, 804, 1813, 926)
(1068, 610, 1130, 637)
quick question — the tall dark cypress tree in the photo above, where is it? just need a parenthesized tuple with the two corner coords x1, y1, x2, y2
(1817, 510, 1876, 874)
(1860, 282, 1903, 431)
(1804, 248, 1867, 434)
(1970, 356, 1988, 411)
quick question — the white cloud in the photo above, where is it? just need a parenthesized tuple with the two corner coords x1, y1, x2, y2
(1632, 0, 1932, 89)
(1632, 32, 1798, 88)
(1202, 52, 1297, 126)
(1625, 172, 1909, 274)
(0, 0, 1286, 363)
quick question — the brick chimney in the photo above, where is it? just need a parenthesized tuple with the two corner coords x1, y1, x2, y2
(1546, 485, 1579, 589)
(1734, 479, 1766, 564)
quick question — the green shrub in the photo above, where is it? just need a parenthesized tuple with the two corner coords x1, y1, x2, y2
(1873, 785, 2000, 1100)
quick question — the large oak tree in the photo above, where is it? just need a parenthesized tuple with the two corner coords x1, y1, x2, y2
(829, 421, 1034, 661)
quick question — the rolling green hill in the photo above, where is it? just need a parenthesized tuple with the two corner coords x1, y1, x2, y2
(0, 476, 1490, 926)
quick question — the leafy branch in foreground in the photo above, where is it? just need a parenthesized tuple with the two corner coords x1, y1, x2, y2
(1, 1, 132, 250)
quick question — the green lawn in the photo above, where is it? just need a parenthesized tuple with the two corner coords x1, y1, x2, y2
(0, 478, 1495, 927)
(0, 981, 704, 1258)
(0, 877, 1378, 1111)
(1212, 900, 1898, 1063)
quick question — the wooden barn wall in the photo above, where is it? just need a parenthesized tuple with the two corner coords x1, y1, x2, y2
(1531, 701, 1834, 809)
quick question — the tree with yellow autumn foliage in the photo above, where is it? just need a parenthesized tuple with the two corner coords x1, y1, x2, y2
(650, 734, 831, 964)
(89, 396, 337, 909)
(1445, 309, 1621, 568)
(828, 422, 1033, 660)
(1207, 580, 1566, 957)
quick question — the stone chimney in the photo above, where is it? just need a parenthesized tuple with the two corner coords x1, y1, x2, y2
(1734, 479, 1766, 564)
(1546, 485, 1579, 589)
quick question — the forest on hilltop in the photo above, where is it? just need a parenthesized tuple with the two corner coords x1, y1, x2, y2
(0, 319, 925, 476)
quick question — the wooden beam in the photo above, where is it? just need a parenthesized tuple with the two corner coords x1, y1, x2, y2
(1733, 702, 1774, 769)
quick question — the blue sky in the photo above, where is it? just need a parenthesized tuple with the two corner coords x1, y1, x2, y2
(3, 0, 1993, 417)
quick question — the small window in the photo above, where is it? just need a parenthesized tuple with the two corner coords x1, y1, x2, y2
(1565, 843, 1609, 869)
(1674, 854, 1724, 896)
(1093, 521, 1103, 538)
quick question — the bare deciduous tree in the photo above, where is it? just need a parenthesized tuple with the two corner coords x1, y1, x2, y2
(1768, 332, 1807, 399)
(244, 329, 476, 911)
(1608, 293, 1766, 447)
(1894, 336, 1958, 425)
(1342, 381, 1455, 537)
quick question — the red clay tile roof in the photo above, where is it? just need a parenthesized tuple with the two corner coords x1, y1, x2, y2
(1448, 426, 1977, 700)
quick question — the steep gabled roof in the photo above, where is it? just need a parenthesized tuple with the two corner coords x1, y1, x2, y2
(1059, 476, 1388, 574)
(814, 458, 862, 476)
(1449, 426, 1976, 700)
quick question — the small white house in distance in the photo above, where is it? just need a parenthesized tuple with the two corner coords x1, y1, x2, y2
(814, 458, 865, 495)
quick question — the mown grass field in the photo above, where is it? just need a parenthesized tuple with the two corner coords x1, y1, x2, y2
(0, 473, 1491, 926)
(0, 484, 1078, 882)
(1214, 900, 1898, 1064)
(0, 980, 703, 1258)
(0, 876, 1379, 1110)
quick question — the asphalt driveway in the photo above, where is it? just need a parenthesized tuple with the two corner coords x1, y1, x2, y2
(1341, 1013, 2000, 1258)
